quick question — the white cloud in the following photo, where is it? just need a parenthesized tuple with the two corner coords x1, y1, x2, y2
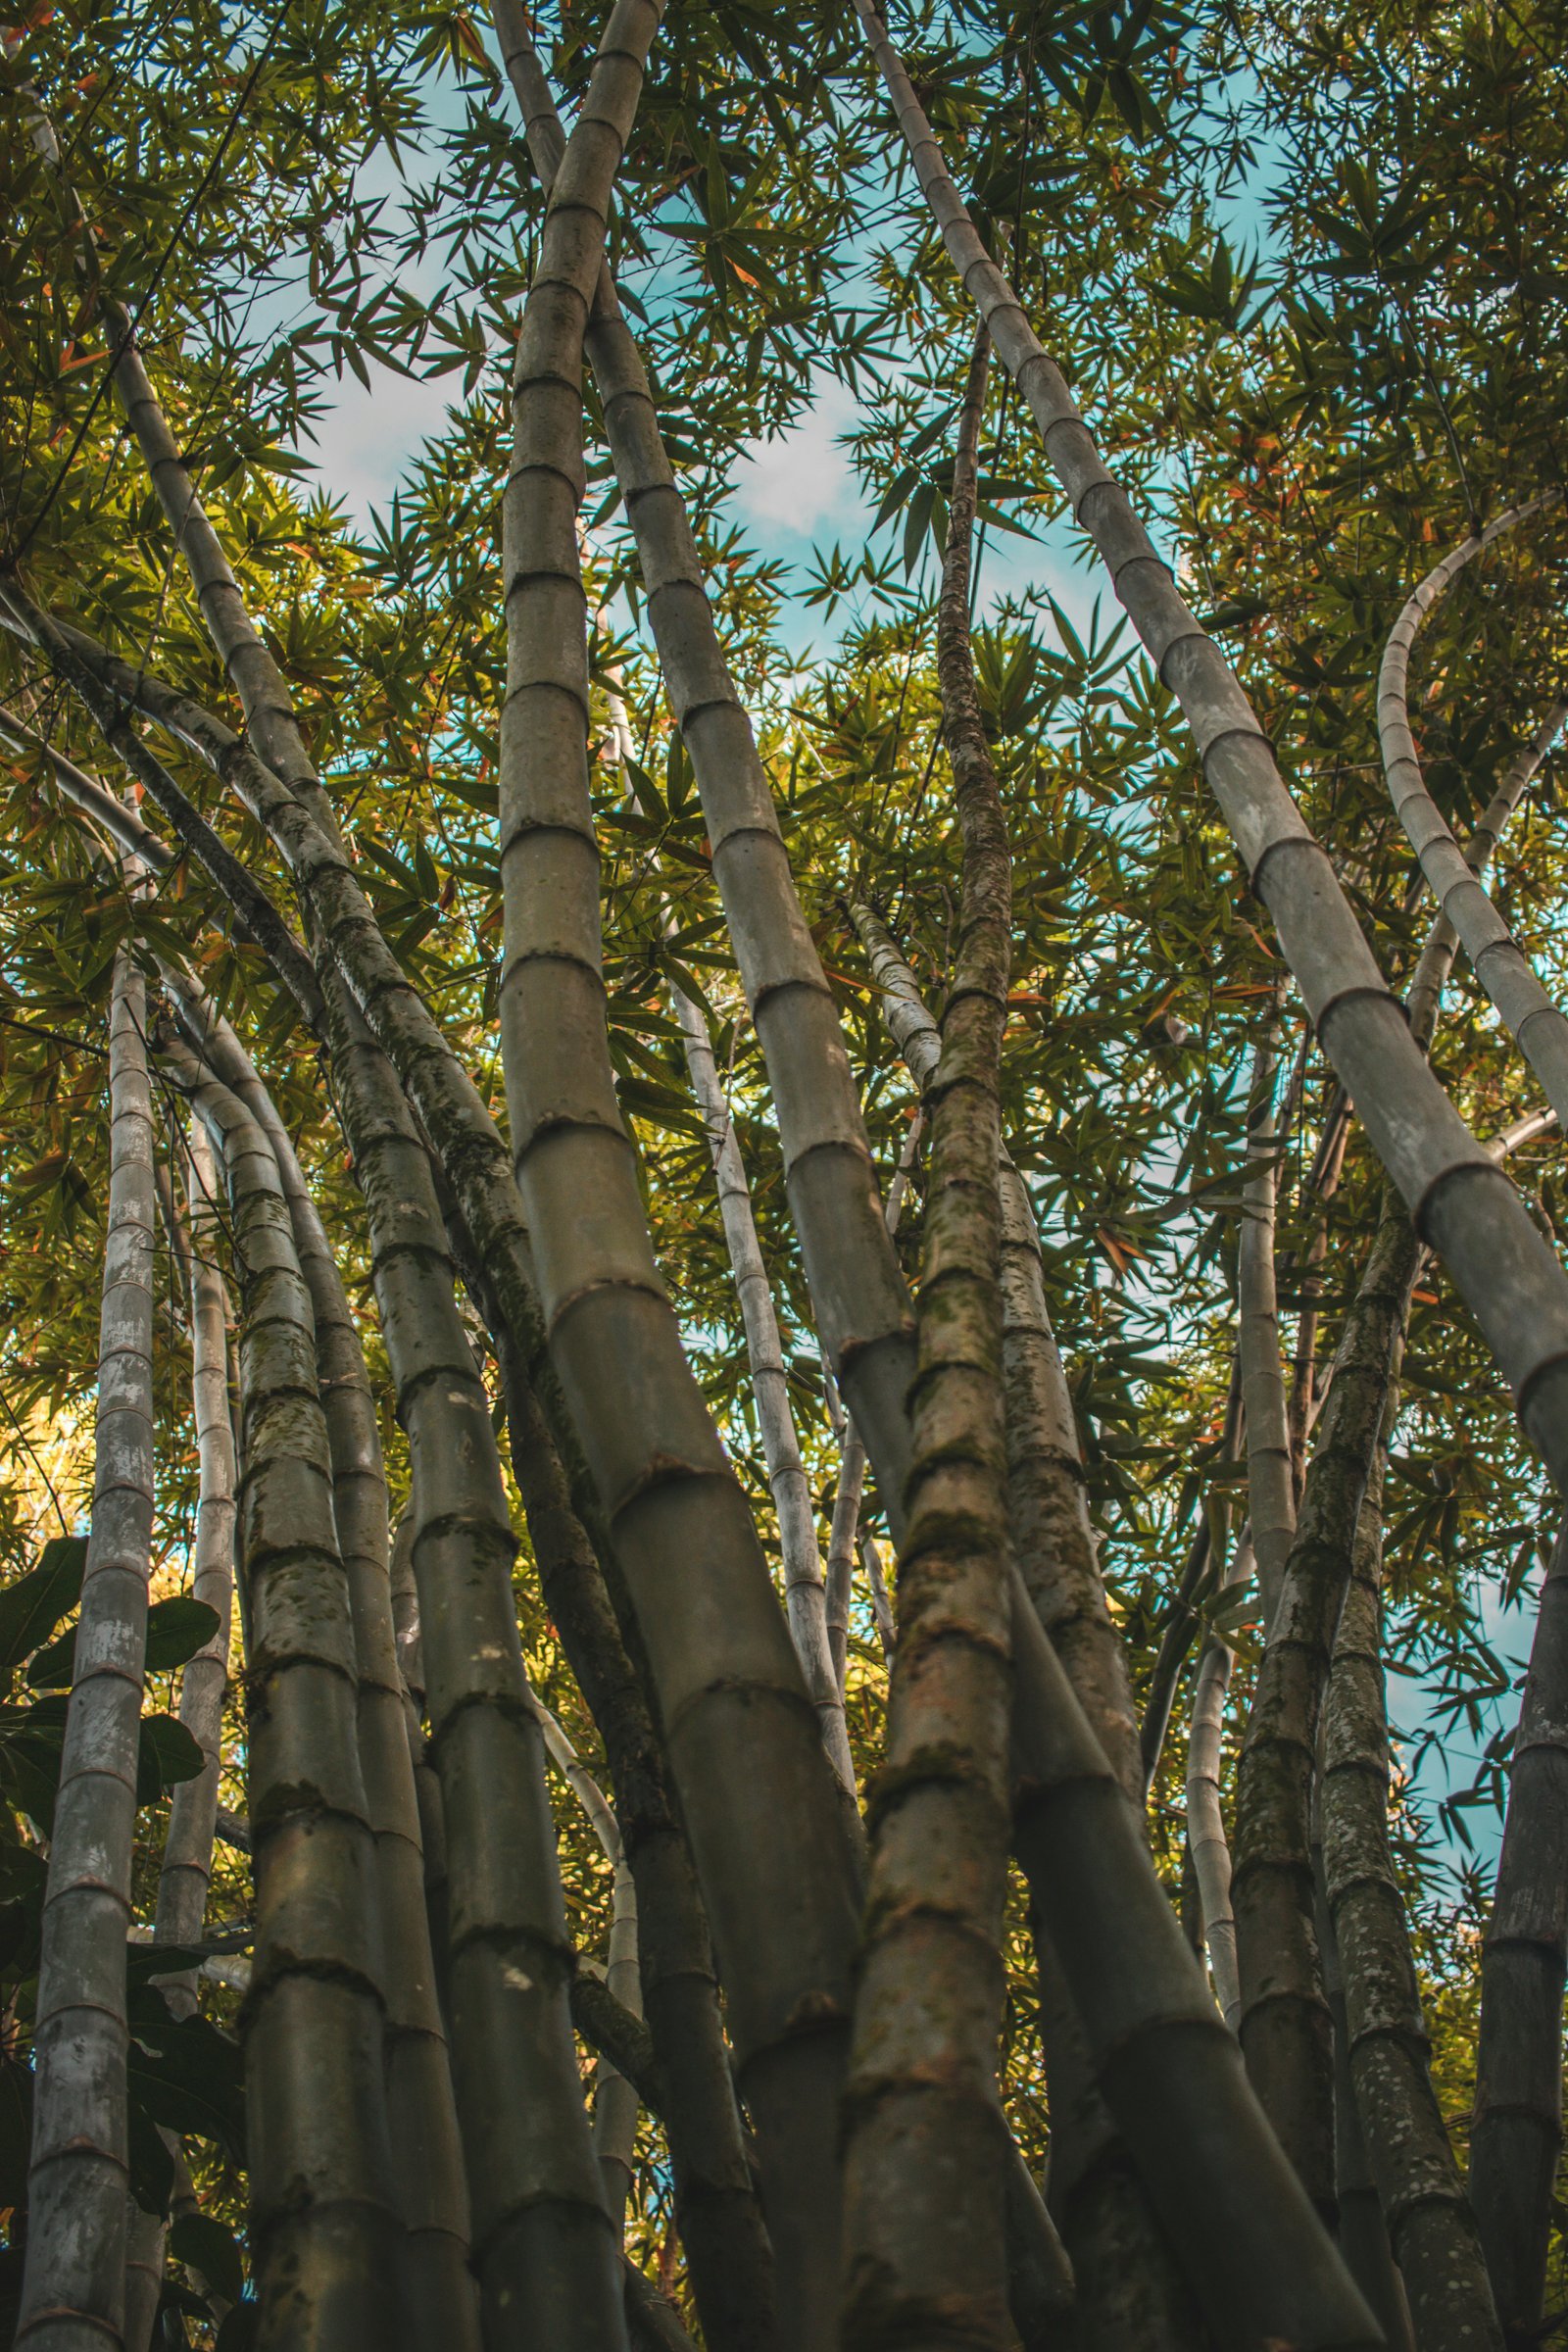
(729, 379, 863, 537)
(299, 358, 462, 526)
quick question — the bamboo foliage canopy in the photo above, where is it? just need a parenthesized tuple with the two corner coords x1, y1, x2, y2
(1, 0, 1568, 2344)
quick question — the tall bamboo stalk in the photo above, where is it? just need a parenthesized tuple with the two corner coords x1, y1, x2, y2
(1377, 512, 1568, 1128)
(1470, 1516, 1568, 2344)
(122, 1116, 239, 2352)
(1232, 1194, 1423, 2223)
(498, 9, 859, 2340)
(1322, 1413, 1503, 2350)
(664, 961, 856, 1792)
(18, 949, 156, 2352)
(162, 1036, 408, 2349)
(492, 0, 922, 1520)
(165, 988, 477, 2350)
(855, 0, 1568, 1514)
(839, 327, 1017, 2344)
(1239, 1021, 1298, 1627)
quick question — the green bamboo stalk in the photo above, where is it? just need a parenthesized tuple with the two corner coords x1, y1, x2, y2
(1470, 1516, 1568, 2346)
(18, 948, 156, 2352)
(400, 1181, 781, 2352)
(1319, 1855, 1414, 2352)
(161, 1035, 408, 2350)
(1288, 1093, 1352, 1499)
(1240, 1021, 1297, 1627)
(307, 986, 627, 2346)
(839, 327, 1016, 2343)
(1378, 510, 1568, 1127)
(855, 0, 1568, 1511)
(1322, 1421, 1502, 2350)
(664, 957, 856, 1793)
(1232, 1195, 1423, 2224)
(492, 0, 921, 1518)
(498, 9, 860, 2341)
(165, 987, 478, 2351)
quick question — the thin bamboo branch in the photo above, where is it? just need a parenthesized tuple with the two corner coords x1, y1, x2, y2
(1378, 514, 1568, 1123)
(1240, 1019, 1298, 1629)
(1185, 1530, 1255, 2030)
(18, 948, 157, 2352)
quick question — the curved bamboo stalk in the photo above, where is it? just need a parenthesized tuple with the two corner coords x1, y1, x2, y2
(1185, 1530, 1255, 2030)
(160, 1035, 408, 2347)
(1323, 1414, 1502, 2350)
(840, 326, 1017, 2344)
(492, 0, 921, 1520)
(1232, 1194, 1423, 2224)
(1403, 697, 1568, 1056)
(524, 1689, 642, 2238)
(1470, 1515, 1568, 2341)
(18, 949, 157, 2352)
(664, 959, 856, 1792)
(1378, 513, 1568, 1124)
(498, 9, 859, 2341)
(164, 988, 477, 2349)
(855, 0, 1568, 1516)
(1240, 1022, 1297, 1628)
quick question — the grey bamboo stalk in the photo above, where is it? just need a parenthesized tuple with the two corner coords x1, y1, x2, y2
(663, 956, 856, 1791)
(524, 1689, 642, 2237)
(499, 9, 860, 2341)
(1323, 1415, 1503, 2350)
(854, 0, 1568, 1514)
(492, 0, 922, 1523)
(18, 949, 156, 2352)
(1378, 511, 1568, 1125)
(1470, 1513, 1568, 2342)
(1232, 1193, 1423, 2225)
(1239, 1020, 1298, 1628)
(1403, 696, 1568, 1056)
(122, 1118, 240, 2352)
(1185, 1529, 1255, 2029)
(164, 984, 477, 2351)
(1289, 1092, 1352, 1499)
(161, 1036, 409, 2348)
(840, 325, 1017, 2346)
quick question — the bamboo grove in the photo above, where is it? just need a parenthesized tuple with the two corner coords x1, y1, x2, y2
(1, 0, 1567, 2343)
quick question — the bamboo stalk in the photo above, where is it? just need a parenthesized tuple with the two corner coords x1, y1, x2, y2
(854, 0, 1568, 1512)
(18, 949, 157, 2352)
(122, 1117, 240, 2352)
(1185, 1530, 1255, 2029)
(1377, 513, 1568, 1126)
(1239, 1020, 1298, 1628)
(664, 958, 857, 1793)
(840, 327, 1016, 2344)
(1322, 1412, 1503, 2350)
(162, 1036, 408, 2349)
(492, 0, 922, 1520)
(1470, 1515, 1568, 2341)
(166, 988, 478, 2350)
(498, 9, 859, 2340)
(1232, 1194, 1423, 2224)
